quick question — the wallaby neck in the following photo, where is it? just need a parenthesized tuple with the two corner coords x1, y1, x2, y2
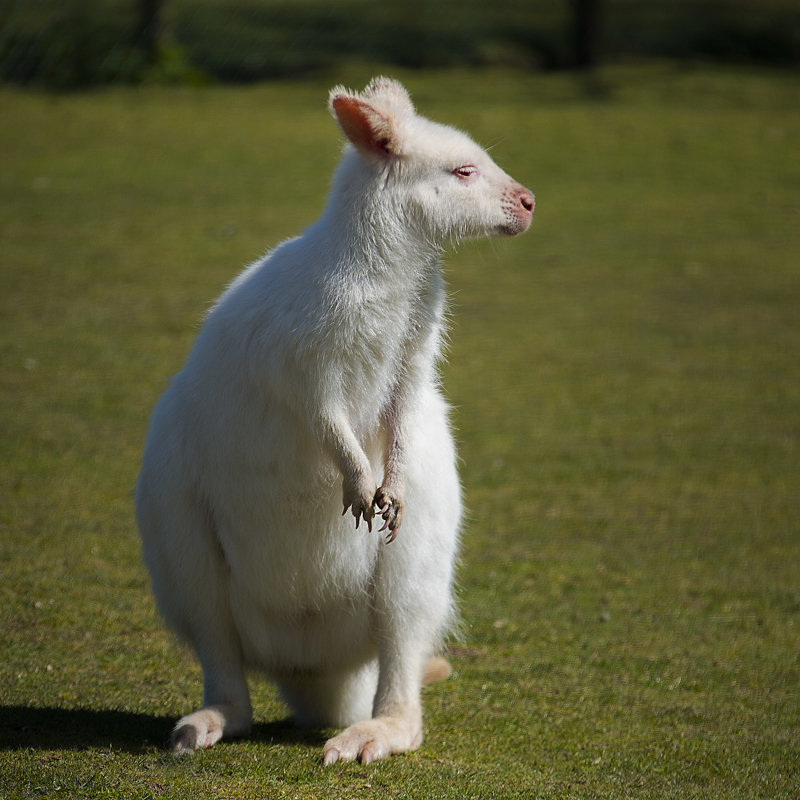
(312, 155, 442, 285)
(312, 211, 439, 287)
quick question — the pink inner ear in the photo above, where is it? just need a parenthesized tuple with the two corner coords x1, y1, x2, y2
(332, 96, 393, 157)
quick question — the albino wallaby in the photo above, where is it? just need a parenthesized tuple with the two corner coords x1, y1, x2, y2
(135, 77, 533, 764)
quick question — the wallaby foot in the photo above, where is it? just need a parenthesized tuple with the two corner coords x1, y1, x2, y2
(322, 655, 449, 764)
(323, 713, 423, 765)
(170, 704, 252, 754)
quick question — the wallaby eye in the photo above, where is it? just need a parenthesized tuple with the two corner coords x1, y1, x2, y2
(452, 165, 479, 181)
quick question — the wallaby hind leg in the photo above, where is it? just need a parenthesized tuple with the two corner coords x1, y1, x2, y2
(165, 619, 253, 753)
(138, 482, 253, 753)
(168, 549, 253, 752)
(321, 655, 451, 764)
(278, 660, 379, 729)
(171, 638, 252, 753)
(322, 645, 425, 765)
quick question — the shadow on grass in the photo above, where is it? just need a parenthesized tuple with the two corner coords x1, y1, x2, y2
(0, 705, 324, 754)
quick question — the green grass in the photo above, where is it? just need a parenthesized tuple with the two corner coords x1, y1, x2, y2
(1, 65, 799, 798)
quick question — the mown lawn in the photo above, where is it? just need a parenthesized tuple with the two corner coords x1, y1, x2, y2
(1, 65, 798, 799)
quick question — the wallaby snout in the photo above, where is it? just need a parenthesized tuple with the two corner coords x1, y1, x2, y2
(503, 182, 535, 236)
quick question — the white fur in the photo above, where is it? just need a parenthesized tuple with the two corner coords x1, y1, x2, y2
(135, 77, 533, 764)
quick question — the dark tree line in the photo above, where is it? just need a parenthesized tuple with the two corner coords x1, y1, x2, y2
(134, 0, 164, 62)
(134, 0, 605, 71)
(572, 0, 603, 68)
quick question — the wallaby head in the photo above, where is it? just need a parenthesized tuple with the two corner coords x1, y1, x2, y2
(328, 77, 534, 246)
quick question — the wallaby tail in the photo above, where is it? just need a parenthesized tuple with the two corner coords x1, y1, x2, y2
(422, 655, 452, 686)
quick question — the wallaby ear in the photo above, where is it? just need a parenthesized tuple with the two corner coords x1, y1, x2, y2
(329, 93, 401, 159)
(360, 77, 415, 116)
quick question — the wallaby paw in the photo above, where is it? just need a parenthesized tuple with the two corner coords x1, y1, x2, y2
(322, 716, 422, 765)
(342, 476, 377, 532)
(374, 487, 403, 542)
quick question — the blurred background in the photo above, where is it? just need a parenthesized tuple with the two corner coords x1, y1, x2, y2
(2, 0, 799, 89)
(2, 2, 798, 796)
